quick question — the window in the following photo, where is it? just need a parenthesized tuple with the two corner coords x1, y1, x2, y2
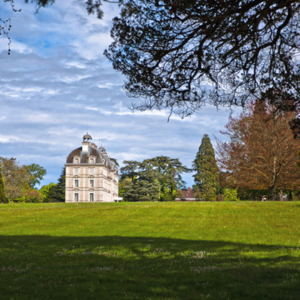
(90, 158, 94, 164)
(89, 168, 94, 175)
(74, 168, 79, 175)
(90, 193, 94, 202)
(74, 193, 79, 202)
(75, 158, 79, 164)
(74, 179, 79, 187)
(90, 180, 94, 188)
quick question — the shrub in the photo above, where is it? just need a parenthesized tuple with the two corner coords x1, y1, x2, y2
(25, 190, 43, 203)
(13, 196, 26, 203)
(224, 188, 240, 201)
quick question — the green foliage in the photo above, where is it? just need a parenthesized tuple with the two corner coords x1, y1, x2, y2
(25, 163, 47, 189)
(13, 190, 42, 203)
(237, 188, 270, 201)
(0, 164, 7, 203)
(121, 157, 189, 201)
(224, 188, 240, 201)
(40, 169, 65, 202)
(13, 196, 26, 203)
(0, 157, 28, 200)
(55, 167, 65, 202)
(121, 162, 160, 201)
(110, 158, 119, 167)
(38, 169, 65, 203)
(40, 183, 57, 202)
(146, 156, 190, 201)
(193, 134, 219, 201)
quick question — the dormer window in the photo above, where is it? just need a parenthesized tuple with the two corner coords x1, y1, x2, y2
(74, 157, 79, 164)
(90, 158, 94, 164)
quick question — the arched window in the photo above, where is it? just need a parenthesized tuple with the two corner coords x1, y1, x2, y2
(74, 157, 79, 164)
(90, 158, 94, 164)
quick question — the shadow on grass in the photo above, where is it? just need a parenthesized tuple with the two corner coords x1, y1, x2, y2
(0, 235, 300, 300)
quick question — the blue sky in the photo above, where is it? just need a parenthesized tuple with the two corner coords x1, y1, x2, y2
(0, 0, 241, 188)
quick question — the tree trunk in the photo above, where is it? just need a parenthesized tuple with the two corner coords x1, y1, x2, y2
(271, 156, 277, 201)
(270, 185, 276, 201)
(279, 189, 283, 201)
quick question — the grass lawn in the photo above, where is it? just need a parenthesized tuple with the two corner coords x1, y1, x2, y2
(0, 202, 300, 300)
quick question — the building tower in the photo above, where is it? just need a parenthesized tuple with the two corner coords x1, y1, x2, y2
(65, 133, 119, 202)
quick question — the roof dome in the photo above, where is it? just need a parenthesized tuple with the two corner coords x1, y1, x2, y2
(83, 133, 92, 141)
(98, 146, 106, 153)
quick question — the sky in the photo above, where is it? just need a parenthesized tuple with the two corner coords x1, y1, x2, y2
(0, 0, 241, 188)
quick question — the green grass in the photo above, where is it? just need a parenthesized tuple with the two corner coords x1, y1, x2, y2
(0, 202, 300, 300)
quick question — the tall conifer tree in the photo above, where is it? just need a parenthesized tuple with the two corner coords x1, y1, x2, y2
(55, 167, 66, 202)
(0, 164, 7, 203)
(193, 134, 219, 201)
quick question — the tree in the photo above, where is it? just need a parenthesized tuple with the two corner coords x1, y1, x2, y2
(0, 164, 7, 203)
(39, 168, 65, 202)
(193, 134, 219, 201)
(0, 157, 28, 200)
(47, 183, 59, 202)
(224, 188, 240, 202)
(25, 163, 47, 189)
(120, 161, 140, 182)
(120, 157, 189, 201)
(110, 158, 119, 167)
(104, 0, 300, 119)
(55, 167, 65, 202)
(121, 160, 160, 201)
(144, 156, 190, 201)
(39, 182, 57, 202)
(217, 100, 300, 200)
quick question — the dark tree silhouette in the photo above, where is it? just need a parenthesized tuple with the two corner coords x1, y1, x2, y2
(105, 0, 300, 119)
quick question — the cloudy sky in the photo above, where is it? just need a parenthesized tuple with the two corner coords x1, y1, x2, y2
(0, 0, 241, 188)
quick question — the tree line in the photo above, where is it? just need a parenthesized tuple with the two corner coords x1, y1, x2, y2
(0, 157, 65, 203)
(120, 100, 300, 202)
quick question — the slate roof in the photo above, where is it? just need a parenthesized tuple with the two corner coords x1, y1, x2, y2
(65, 144, 118, 173)
(66, 147, 82, 163)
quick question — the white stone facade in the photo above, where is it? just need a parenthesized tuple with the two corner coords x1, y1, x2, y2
(65, 134, 119, 203)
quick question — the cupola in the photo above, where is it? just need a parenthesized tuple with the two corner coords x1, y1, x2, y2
(82, 132, 92, 152)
